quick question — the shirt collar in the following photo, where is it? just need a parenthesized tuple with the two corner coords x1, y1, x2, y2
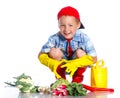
(72, 29, 82, 42)
(58, 32, 66, 41)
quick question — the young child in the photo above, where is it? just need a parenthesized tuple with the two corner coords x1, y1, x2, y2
(38, 6, 97, 83)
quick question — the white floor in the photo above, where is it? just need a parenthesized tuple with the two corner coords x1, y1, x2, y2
(1, 87, 119, 98)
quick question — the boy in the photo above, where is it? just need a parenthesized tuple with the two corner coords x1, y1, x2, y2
(38, 6, 97, 83)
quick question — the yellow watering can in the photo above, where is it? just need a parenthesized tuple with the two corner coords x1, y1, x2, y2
(91, 60, 107, 88)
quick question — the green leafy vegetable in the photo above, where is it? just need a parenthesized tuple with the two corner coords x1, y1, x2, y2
(5, 73, 36, 93)
(4, 73, 50, 93)
(50, 79, 87, 96)
(66, 82, 87, 96)
(50, 78, 69, 90)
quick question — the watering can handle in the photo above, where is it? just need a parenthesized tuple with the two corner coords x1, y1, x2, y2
(95, 60, 105, 68)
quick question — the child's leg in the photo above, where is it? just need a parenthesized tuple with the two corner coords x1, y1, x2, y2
(56, 64, 66, 79)
(49, 48, 66, 79)
(72, 68, 87, 83)
(75, 48, 86, 58)
(49, 48, 63, 61)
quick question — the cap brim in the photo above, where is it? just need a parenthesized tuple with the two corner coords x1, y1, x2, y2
(79, 22, 84, 29)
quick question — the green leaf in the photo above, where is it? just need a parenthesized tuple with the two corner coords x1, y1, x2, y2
(15, 81, 32, 87)
(14, 73, 32, 80)
(4, 82, 16, 86)
(66, 87, 73, 95)
(66, 82, 87, 96)
(50, 78, 69, 90)
(30, 86, 38, 93)
(20, 86, 31, 93)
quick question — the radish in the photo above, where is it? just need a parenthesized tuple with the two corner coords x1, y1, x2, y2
(52, 90, 60, 96)
(51, 84, 68, 96)
(61, 84, 67, 89)
(59, 92, 63, 96)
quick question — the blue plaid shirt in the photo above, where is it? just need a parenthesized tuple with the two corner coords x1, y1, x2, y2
(41, 29, 97, 59)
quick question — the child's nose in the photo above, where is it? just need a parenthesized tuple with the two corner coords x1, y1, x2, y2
(64, 26, 69, 32)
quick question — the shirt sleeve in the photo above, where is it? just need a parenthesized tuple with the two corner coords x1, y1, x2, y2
(40, 35, 56, 53)
(83, 34, 97, 57)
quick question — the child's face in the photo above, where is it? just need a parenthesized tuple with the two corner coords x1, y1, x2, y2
(58, 16, 80, 39)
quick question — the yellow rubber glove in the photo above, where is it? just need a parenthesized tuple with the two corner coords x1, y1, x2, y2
(61, 55, 94, 77)
(38, 53, 67, 79)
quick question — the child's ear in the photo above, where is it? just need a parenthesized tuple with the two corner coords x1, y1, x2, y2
(77, 23, 81, 29)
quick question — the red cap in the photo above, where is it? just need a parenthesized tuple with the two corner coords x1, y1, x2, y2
(57, 6, 84, 29)
(57, 6, 80, 21)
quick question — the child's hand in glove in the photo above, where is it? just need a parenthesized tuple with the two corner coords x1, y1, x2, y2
(38, 53, 67, 79)
(61, 55, 94, 77)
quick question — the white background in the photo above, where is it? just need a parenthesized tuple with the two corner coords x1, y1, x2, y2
(0, 0, 120, 93)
